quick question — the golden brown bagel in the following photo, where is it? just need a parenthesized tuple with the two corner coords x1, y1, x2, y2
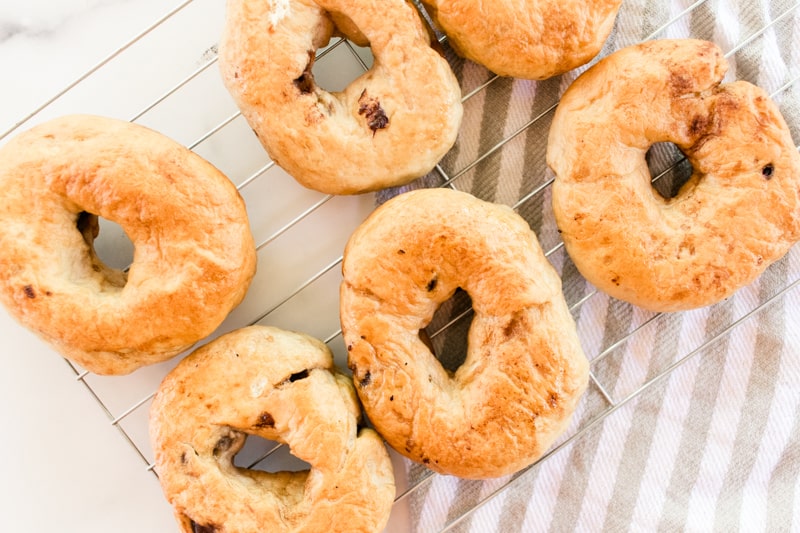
(419, 0, 622, 79)
(0, 114, 257, 375)
(547, 39, 800, 312)
(219, 0, 463, 195)
(340, 188, 589, 479)
(150, 325, 395, 533)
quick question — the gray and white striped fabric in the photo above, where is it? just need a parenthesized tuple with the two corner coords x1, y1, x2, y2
(382, 0, 800, 530)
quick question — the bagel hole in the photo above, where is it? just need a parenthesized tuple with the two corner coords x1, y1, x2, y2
(78, 212, 135, 271)
(233, 434, 311, 475)
(646, 142, 694, 200)
(308, 38, 374, 93)
(424, 287, 472, 373)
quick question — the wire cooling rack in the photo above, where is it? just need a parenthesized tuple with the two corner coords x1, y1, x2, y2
(2, 0, 799, 531)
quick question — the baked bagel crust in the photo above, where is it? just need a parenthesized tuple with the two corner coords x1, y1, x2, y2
(219, 0, 463, 195)
(548, 39, 800, 312)
(0, 115, 257, 375)
(150, 325, 395, 533)
(340, 188, 589, 479)
(420, 0, 621, 79)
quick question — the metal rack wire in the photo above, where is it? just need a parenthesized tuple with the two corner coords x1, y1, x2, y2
(3, 0, 799, 531)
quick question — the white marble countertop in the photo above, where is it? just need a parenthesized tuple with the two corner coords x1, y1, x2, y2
(0, 0, 386, 532)
(2, 1, 799, 532)
(0, 1, 376, 530)
(1, 2, 192, 530)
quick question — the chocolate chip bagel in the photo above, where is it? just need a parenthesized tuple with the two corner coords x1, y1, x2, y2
(219, 0, 463, 194)
(0, 115, 256, 374)
(548, 39, 800, 311)
(150, 325, 395, 533)
(340, 188, 589, 479)
(419, 0, 622, 79)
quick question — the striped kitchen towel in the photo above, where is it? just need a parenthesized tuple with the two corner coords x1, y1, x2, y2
(384, 0, 800, 530)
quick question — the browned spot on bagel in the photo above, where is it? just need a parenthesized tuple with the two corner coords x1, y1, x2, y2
(254, 412, 275, 428)
(689, 115, 709, 136)
(503, 312, 525, 338)
(23, 285, 35, 299)
(358, 89, 389, 134)
(669, 70, 693, 96)
(670, 71, 692, 93)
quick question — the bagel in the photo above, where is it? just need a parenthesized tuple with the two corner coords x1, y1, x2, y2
(219, 0, 463, 195)
(0, 114, 257, 375)
(149, 325, 395, 533)
(339, 188, 589, 479)
(419, 0, 622, 79)
(547, 39, 800, 312)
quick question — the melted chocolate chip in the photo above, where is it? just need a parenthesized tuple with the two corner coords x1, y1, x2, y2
(294, 72, 314, 94)
(255, 412, 275, 428)
(762, 164, 774, 179)
(293, 50, 316, 94)
(191, 521, 219, 533)
(359, 370, 372, 388)
(358, 89, 389, 134)
(426, 277, 438, 292)
(289, 369, 309, 382)
(23, 285, 35, 299)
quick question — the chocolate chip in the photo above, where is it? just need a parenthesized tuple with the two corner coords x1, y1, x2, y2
(359, 370, 372, 388)
(191, 521, 219, 533)
(426, 277, 438, 292)
(762, 164, 774, 179)
(23, 285, 35, 299)
(289, 369, 309, 382)
(358, 89, 389, 134)
(293, 50, 316, 94)
(293, 72, 314, 94)
(254, 412, 275, 428)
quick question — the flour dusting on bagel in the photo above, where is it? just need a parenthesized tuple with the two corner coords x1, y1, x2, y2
(219, 0, 463, 195)
(548, 39, 800, 312)
(340, 188, 589, 479)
